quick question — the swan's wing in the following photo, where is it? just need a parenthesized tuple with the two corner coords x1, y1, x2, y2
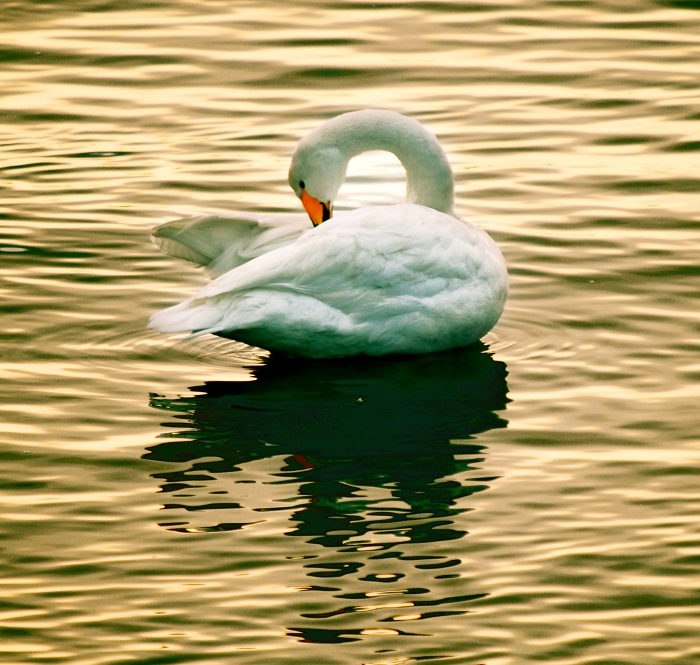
(152, 213, 309, 277)
(153, 214, 260, 266)
(193, 206, 466, 305)
(191, 221, 356, 300)
(149, 220, 356, 335)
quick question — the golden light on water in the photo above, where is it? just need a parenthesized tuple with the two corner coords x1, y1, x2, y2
(1, 1, 699, 663)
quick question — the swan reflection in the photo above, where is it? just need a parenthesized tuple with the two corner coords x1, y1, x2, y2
(146, 345, 508, 545)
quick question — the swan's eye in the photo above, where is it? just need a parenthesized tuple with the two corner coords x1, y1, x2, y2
(299, 180, 305, 190)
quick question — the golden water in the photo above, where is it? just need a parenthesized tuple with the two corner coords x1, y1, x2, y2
(1, 1, 699, 663)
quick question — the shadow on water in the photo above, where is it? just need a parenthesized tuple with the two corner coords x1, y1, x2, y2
(146, 345, 509, 538)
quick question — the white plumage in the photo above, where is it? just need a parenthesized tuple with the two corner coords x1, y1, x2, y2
(149, 110, 508, 358)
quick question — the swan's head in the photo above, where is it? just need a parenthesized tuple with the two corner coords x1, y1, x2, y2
(288, 139, 347, 226)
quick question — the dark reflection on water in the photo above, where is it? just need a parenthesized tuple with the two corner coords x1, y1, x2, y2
(146, 346, 508, 643)
(147, 345, 508, 528)
(150, 344, 507, 451)
(147, 347, 508, 526)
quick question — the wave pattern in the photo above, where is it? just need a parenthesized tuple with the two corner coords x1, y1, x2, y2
(0, 1, 698, 663)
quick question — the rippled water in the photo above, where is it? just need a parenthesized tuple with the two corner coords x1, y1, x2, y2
(2, 1, 699, 663)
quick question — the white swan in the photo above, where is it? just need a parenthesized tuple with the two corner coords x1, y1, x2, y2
(149, 110, 507, 358)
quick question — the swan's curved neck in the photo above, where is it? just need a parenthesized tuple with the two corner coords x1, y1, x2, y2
(316, 110, 455, 215)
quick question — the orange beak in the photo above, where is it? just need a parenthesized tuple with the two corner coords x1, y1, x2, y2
(300, 188, 332, 226)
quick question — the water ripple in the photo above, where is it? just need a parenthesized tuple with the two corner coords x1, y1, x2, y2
(1, 1, 699, 663)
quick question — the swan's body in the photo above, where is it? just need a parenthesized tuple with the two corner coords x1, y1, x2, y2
(150, 110, 507, 358)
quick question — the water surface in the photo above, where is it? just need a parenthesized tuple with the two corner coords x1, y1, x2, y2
(1, 1, 699, 664)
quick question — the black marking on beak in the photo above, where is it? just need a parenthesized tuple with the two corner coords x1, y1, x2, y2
(321, 201, 332, 222)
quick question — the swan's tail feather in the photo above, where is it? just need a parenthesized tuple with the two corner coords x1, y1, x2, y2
(148, 299, 223, 336)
